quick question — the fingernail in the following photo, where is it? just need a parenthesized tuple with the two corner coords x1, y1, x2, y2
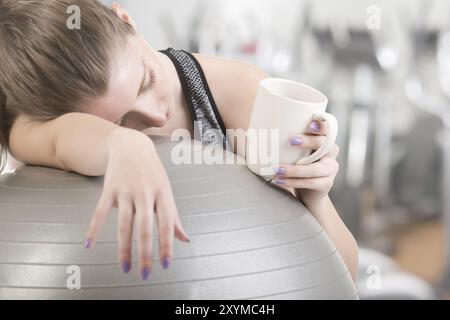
(290, 137, 303, 145)
(275, 166, 286, 176)
(84, 239, 91, 249)
(310, 121, 320, 133)
(122, 261, 130, 273)
(162, 257, 171, 269)
(275, 178, 285, 185)
(141, 267, 151, 280)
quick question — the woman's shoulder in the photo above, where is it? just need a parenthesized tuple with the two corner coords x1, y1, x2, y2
(191, 52, 268, 131)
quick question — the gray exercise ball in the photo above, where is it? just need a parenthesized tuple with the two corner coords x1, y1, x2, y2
(0, 136, 357, 299)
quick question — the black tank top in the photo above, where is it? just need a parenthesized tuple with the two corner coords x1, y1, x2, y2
(159, 48, 233, 151)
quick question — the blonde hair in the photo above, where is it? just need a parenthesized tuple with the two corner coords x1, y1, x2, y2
(0, 0, 135, 172)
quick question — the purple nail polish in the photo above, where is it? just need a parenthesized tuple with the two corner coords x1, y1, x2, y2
(310, 121, 320, 133)
(275, 178, 285, 185)
(84, 239, 91, 249)
(275, 167, 286, 176)
(141, 267, 151, 280)
(162, 257, 171, 269)
(290, 137, 303, 145)
(122, 261, 130, 273)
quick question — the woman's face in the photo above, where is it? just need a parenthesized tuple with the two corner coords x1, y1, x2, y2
(84, 34, 176, 131)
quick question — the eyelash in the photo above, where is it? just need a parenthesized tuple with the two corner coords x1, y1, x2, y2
(142, 69, 156, 94)
(116, 116, 125, 126)
(116, 68, 155, 126)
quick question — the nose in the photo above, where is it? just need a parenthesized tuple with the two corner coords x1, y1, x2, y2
(126, 104, 168, 130)
(155, 103, 168, 118)
(149, 103, 169, 125)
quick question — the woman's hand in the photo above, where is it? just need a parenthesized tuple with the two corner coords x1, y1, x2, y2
(84, 129, 189, 280)
(273, 120, 340, 207)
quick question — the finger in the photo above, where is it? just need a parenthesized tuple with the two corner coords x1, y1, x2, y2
(135, 196, 154, 280)
(165, 186, 190, 242)
(174, 214, 190, 243)
(158, 187, 190, 243)
(85, 191, 113, 248)
(308, 120, 328, 135)
(117, 198, 134, 274)
(155, 190, 176, 270)
(273, 176, 333, 191)
(288, 134, 326, 150)
(275, 159, 339, 179)
(323, 144, 340, 158)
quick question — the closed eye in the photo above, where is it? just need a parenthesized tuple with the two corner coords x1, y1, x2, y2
(140, 69, 156, 95)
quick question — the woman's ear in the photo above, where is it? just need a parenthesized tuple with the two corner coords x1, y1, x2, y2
(111, 2, 137, 31)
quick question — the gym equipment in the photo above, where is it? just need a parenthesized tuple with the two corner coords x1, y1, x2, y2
(357, 248, 439, 299)
(405, 21, 450, 290)
(0, 136, 357, 299)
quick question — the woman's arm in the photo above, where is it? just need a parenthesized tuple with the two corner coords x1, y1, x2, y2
(9, 112, 190, 278)
(295, 192, 359, 281)
(275, 125, 359, 281)
(200, 56, 359, 280)
(10, 112, 126, 176)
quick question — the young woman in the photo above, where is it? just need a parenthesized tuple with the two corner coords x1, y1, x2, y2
(0, 0, 358, 281)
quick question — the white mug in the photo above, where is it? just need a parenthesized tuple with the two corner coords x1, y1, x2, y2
(245, 78, 338, 177)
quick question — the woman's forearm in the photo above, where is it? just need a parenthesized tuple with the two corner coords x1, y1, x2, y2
(10, 112, 148, 177)
(9, 112, 132, 176)
(296, 192, 359, 281)
(53, 113, 148, 176)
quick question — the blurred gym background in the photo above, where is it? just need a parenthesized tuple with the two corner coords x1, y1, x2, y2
(5, 0, 450, 299)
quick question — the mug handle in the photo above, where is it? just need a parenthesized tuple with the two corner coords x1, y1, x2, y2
(295, 112, 338, 165)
